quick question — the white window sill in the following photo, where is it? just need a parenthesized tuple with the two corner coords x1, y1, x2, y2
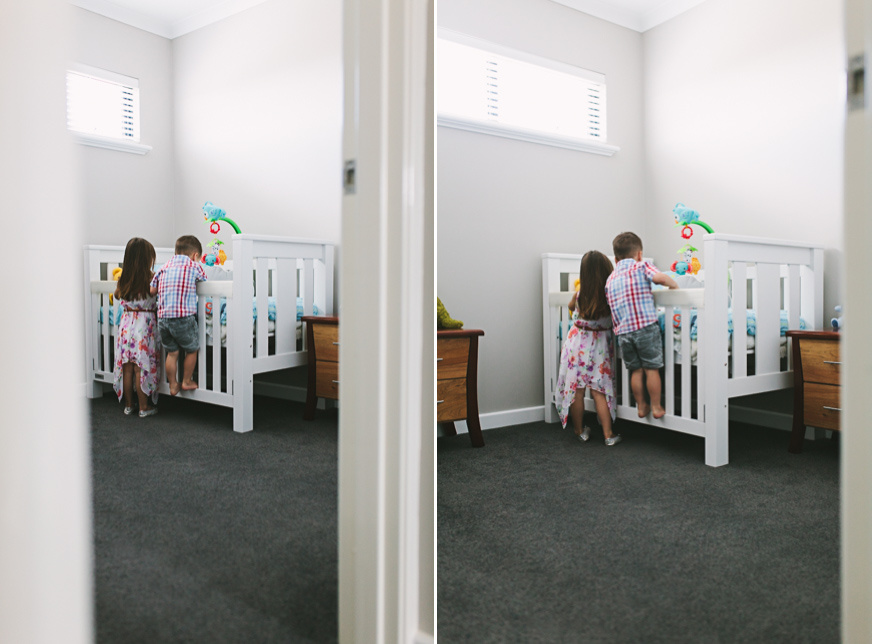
(437, 115, 619, 157)
(71, 131, 152, 155)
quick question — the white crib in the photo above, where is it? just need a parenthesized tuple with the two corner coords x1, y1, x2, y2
(84, 234, 334, 433)
(542, 234, 824, 467)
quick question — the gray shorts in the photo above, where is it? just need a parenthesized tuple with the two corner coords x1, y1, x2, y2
(618, 322, 663, 370)
(158, 315, 199, 353)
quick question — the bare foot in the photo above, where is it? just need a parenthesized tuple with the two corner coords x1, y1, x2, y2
(169, 382, 181, 396)
(181, 380, 199, 391)
(637, 402, 650, 418)
(652, 406, 666, 419)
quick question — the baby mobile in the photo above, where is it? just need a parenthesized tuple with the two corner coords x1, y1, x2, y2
(670, 203, 713, 276)
(201, 201, 241, 266)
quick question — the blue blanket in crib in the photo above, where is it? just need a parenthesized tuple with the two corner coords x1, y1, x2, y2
(101, 296, 320, 326)
(657, 308, 806, 340)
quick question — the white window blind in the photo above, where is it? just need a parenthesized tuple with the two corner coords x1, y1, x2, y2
(437, 29, 618, 156)
(66, 65, 149, 154)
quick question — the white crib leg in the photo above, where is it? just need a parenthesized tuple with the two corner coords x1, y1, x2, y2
(232, 387, 254, 433)
(86, 380, 103, 399)
(705, 406, 729, 467)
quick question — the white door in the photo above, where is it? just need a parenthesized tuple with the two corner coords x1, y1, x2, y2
(842, 0, 872, 641)
(338, 0, 435, 642)
(0, 1, 92, 643)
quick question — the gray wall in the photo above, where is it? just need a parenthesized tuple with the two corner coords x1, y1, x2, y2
(641, 0, 844, 316)
(437, 0, 645, 416)
(73, 7, 176, 248)
(438, 0, 845, 421)
(172, 0, 342, 244)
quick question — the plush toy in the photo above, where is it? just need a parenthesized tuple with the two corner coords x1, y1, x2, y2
(437, 297, 463, 329)
(202, 238, 226, 266)
(109, 267, 123, 304)
(671, 244, 700, 276)
(672, 204, 712, 275)
(831, 305, 843, 331)
(673, 203, 714, 234)
(201, 202, 239, 266)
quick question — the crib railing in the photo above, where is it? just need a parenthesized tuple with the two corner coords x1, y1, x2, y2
(542, 235, 824, 466)
(88, 280, 236, 404)
(547, 289, 707, 436)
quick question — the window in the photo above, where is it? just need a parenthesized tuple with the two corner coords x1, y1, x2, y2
(66, 64, 151, 154)
(437, 29, 619, 156)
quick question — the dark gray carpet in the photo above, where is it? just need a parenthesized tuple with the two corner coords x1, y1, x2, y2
(438, 420, 840, 644)
(91, 393, 338, 644)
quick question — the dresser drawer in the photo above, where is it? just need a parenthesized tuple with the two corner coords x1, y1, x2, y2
(312, 324, 339, 362)
(315, 360, 339, 399)
(437, 338, 469, 380)
(803, 382, 841, 431)
(800, 340, 841, 385)
(437, 378, 466, 422)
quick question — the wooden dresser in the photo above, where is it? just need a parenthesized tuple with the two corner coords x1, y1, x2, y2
(437, 329, 484, 447)
(302, 316, 339, 420)
(786, 330, 841, 453)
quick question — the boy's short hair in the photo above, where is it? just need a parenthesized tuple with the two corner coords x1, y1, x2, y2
(613, 232, 643, 261)
(175, 235, 202, 257)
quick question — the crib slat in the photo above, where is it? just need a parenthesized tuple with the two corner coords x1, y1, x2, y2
(786, 264, 801, 371)
(664, 308, 675, 416)
(212, 302, 221, 392)
(90, 293, 101, 375)
(755, 263, 781, 375)
(198, 297, 207, 389)
(275, 258, 295, 354)
(102, 295, 111, 373)
(256, 258, 269, 358)
(696, 309, 705, 420)
(303, 259, 315, 316)
(225, 298, 233, 392)
(621, 343, 630, 408)
(681, 305, 691, 418)
(732, 263, 747, 379)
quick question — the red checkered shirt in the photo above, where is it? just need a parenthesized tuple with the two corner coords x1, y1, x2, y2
(150, 255, 207, 319)
(605, 259, 660, 335)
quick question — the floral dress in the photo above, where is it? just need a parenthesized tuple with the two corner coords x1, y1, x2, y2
(555, 315, 616, 427)
(113, 295, 161, 404)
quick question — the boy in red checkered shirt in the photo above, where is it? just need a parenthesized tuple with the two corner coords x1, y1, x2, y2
(150, 235, 208, 395)
(605, 232, 678, 419)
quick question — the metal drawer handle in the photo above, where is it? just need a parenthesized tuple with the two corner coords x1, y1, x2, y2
(822, 360, 841, 365)
(332, 380, 340, 384)
(823, 406, 841, 412)
(437, 358, 443, 362)
(436, 400, 444, 404)
(332, 342, 340, 346)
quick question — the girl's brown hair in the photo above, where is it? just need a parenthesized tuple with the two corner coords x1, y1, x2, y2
(576, 250, 613, 320)
(117, 237, 156, 301)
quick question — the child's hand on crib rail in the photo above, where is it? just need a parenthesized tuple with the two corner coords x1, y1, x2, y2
(652, 272, 679, 290)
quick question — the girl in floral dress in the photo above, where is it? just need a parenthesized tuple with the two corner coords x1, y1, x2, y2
(113, 238, 161, 417)
(555, 250, 620, 445)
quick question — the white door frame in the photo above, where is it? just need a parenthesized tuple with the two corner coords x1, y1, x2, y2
(0, 1, 92, 643)
(842, 0, 872, 640)
(339, 0, 434, 642)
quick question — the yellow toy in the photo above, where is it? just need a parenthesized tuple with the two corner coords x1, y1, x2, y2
(110, 267, 123, 304)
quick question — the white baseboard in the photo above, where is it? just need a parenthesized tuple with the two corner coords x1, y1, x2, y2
(451, 405, 545, 435)
(414, 632, 434, 644)
(83, 379, 328, 409)
(446, 402, 799, 437)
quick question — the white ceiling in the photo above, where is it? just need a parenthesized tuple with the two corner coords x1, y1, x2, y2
(69, 0, 272, 39)
(70, 0, 709, 40)
(551, 0, 709, 32)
